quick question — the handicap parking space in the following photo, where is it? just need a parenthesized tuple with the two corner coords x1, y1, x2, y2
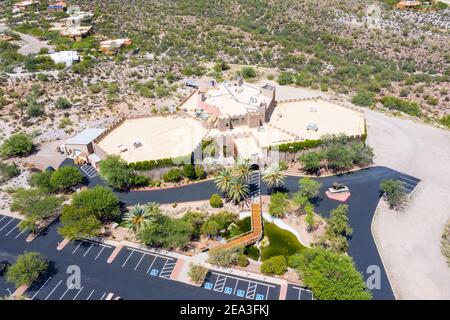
(113, 247, 177, 279)
(286, 284, 314, 300)
(0, 215, 30, 241)
(61, 239, 114, 264)
(27, 274, 112, 301)
(203, 271, 279, 300)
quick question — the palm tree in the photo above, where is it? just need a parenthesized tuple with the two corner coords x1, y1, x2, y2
(214, 168, 233, 193)
(123, 204, 153, 233)
(227, 177, 249, 203)
(262, 165, 286, 190)
(144, 201, 161, 215)
(233, 161, 252, 181)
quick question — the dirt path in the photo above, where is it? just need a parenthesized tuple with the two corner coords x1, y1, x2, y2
(366, 109, 450, 299)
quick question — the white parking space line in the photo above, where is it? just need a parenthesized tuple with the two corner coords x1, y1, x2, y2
(128, 247, 175, 261)
(45, 280, 62, 300)
(210, 272, 276, 288)
(59, 284, 75, 300)
(31, 277, 53, 300)
(72, 241, 83, 254)
(4, 222, 20, 236)
(95, 246, 105, 260)
(15, 228, 28, 239)
(73, 286, 84, 300)
(0, 218, 14, 232)
(265, 286, 270, 300)
(86, 289, 95, 300)
(134, 253, 146, 270)
(83, 243, 95, 257)
(233, 279, 239, 294)
(146, 255, 158, 274)
(122, 251, 134, 268)
(0, 216, 6, 223)
(100, 292, 106, 300)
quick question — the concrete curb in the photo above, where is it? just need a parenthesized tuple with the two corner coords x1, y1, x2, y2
(13, 284, 29, 298)
(107, 245, 123, 263)
(57, 238, 70, 251)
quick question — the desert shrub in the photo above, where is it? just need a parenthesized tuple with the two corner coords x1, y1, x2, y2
(163, 168, 183, 182)
(380, 179, 407, 209)
(55, 96, 72, 109)
(209, 193, 223, 208)
(260, 255, 287, 275)
(237, 254, 250, 267)
(188, 263, 208, 284)
(182, 164, 196, 180)
(380, 96, 422, 116)
(351, 90, 375, 107)
(1, 133, 34, 158)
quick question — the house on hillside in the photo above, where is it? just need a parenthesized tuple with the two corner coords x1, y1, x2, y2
(99, 38, 132, 54)
(13, 0, 38, 11)
(49, 51, 80, 67)
(48, 1, 67, 13)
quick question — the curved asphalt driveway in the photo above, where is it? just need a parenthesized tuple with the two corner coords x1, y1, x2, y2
(66, 159, 418, 300)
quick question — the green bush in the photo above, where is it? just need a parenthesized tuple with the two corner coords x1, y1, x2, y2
(71, 186, 120, 221)
(260, 255, 287, 275)
(237, 254, 250, 267)
(271, 139, 322, 153)
(50, 166, 83, 191)
(0, 162, 20, 183)
(163, 168, 183, 182)
(351, 90, 375, 107)
(380, 179, 407, 209)
(239, 67, 256, 79)
(209, 193, 223, 208)
(440, 115, 450, 128)
(289, 248, 371, 300)
(195, 165, 207, 180)
(188, 263, 208, 284)
(55, 96, 72, 109)
(1, 133, 34, 158)
(182, 164, 196, 180)
(380, 96, 422, 116)
(6, 252, 48, 287)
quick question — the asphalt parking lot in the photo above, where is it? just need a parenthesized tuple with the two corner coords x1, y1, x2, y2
(0, 215, 30, 241)
(113, 247, 177, 279)
(203, 271, 280, 300)
(286, 284, 314, 300)
(1, 213, 279, 300)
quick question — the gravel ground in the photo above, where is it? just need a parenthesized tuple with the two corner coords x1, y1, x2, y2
(366, 109, 450, 300)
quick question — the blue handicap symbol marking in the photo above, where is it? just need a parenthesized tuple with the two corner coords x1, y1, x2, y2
(204, 282, 213, 290)
(150, 269, 159, 276)
(224, 287, 232, 294)
(256, 294, 264, 300)
(236, 290, 245, 297)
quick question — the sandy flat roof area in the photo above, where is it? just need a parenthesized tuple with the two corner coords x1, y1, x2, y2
(202, 83, 271, 117)
(97, 116, 206, 162)
(270, 99, 365, 140)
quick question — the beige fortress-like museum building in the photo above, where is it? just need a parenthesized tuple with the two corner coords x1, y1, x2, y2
(62, 78, 365, 166)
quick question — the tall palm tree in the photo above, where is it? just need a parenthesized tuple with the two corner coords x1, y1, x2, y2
(123, 204, 153, 233)
(262, 165, 286, 190)
(214, 168, 233, 193)
(233, 161, 252, 182)
(227, 177, 249, 203)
